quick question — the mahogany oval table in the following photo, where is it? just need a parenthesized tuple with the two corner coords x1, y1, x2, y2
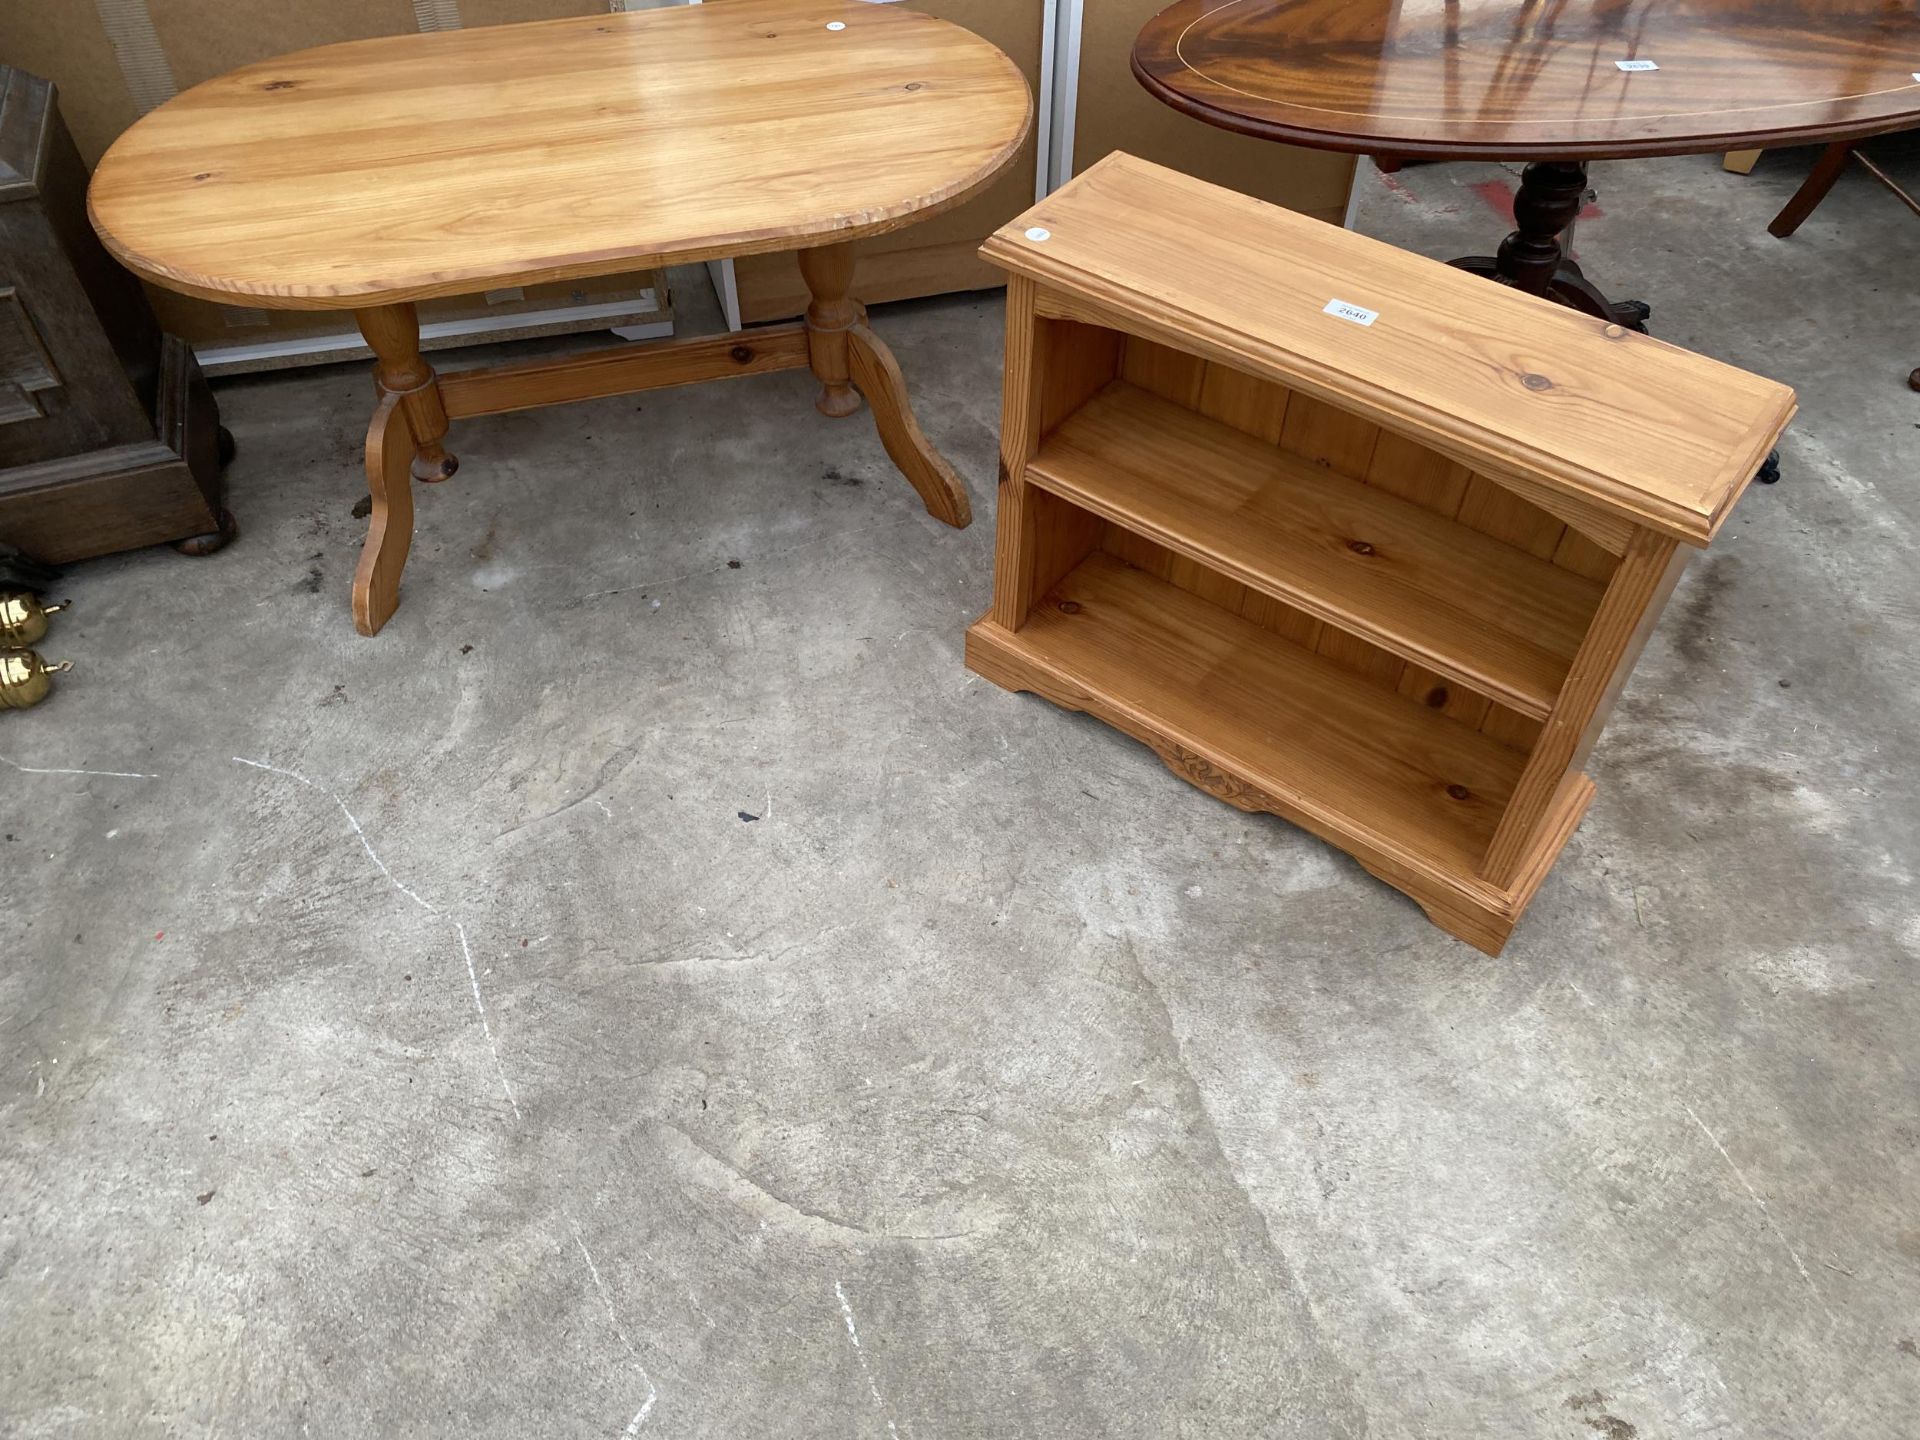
(90, 0, 1032, 635)
(1134, 0, 1920, 328)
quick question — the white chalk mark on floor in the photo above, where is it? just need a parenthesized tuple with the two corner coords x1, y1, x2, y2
(455, 922, 521, 1120)
(233, 756, 516, 1115)
(835, 1279, 902, 1440)
(0, 753, 157, 780)
(237, 754, 662, 1430)
(570, 1212, 659, 1435)
(234, 756, 436, 912)
(688, 1285, 717, 1331)
(1684, 1103, 1839, 1326)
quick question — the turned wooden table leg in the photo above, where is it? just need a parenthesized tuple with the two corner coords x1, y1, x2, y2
(356, 302, 458, 482)
(798, 242, 864, 418)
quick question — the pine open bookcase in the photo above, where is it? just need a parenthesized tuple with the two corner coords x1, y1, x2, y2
(966, 155, 1796, 954)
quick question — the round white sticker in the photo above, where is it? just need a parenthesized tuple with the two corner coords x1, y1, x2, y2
(826, 21, 846, 30)
(1025, 227, 1052, 243)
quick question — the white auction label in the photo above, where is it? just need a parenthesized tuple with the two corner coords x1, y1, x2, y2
(825, 20, 846, 30)
(1025, 227, 1052, 243)
(1323, 299, 1378, 327)
(1615, 58, 1659, 72)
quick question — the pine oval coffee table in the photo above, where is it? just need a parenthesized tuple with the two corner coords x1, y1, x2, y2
(89, 0, 1032, 635)
(1134, 0, 1920, 327)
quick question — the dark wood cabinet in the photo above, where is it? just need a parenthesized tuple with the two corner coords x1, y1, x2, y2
(0, 66, 230, 562)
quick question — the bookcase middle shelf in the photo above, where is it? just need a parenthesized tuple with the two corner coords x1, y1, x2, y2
(1024, 380, 1609, 720)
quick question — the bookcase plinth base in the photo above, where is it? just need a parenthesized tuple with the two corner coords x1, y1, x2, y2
(966, 613, 1595, 956)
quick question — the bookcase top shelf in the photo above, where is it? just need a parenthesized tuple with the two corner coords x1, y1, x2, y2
(982, 153, 1796, 548)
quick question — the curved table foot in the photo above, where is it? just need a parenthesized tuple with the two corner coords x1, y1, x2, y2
(847, 322, 972, 529)
(1447, 255, 1650, 331)
(352, 392, 417, 636)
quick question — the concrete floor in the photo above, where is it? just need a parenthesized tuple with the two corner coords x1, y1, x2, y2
(4, 144, 1918, 1439)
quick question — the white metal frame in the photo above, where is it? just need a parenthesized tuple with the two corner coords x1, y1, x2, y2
(1042, 0, 1083, 194)
(196, 296, 673, 376)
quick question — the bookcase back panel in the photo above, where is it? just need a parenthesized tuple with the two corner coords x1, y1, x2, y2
(1112, 335, 1557, 751)
(1116, 335, 1620, 577)
(1038, 318, 1125, 437)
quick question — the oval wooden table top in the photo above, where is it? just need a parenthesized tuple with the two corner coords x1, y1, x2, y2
(1133, 0, 1920, 160)
(89, 0, 1032, 310)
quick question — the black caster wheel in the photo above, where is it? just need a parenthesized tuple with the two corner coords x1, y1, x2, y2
(216, 425, 237, 467)
(1753, 449, 1782, 486)
(173, 508, 238, 557)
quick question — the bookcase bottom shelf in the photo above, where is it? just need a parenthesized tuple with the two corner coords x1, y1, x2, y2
(964, 552, 1594, 954)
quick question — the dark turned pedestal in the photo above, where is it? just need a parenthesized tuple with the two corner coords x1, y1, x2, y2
(1446, 160, 1652, 333)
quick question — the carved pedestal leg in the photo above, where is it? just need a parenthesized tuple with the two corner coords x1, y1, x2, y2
(351, 392, 416, 636)
(355, 303, 458, 482)
(797, 240, 971, 529)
